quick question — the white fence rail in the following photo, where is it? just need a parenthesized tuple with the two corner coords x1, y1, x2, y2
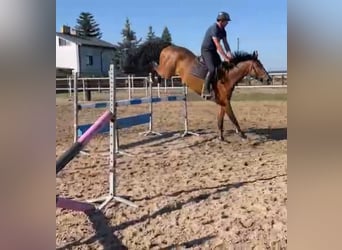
(56, 71, 287, 100)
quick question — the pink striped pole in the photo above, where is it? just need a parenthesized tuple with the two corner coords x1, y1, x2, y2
(56, 110, 113, 174)
(56, 196, 95, 212)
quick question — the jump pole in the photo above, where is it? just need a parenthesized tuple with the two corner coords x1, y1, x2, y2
(181, 84, 199, 137)
(72, 72, 91, 156)
(87, 64, 138, 210)
(56, 196, 95, 213)
(73, 71, 78, 143)
(56, 103, 113, 212)
(56, 110, 113, 174)
(140, 73, 162, 136)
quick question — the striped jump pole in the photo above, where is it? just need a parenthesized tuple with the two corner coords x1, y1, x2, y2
(56, 110, 113, 174)
(72, 72, 91, 156)
(73, 71, 78, 143)
(181, 84, 199, 137)
(86, 64, 138, 210)
(128, 74, 132, 99)
(56, 110, 113, 213)
(140, 73, 162, 137)
(56, 196, 95, 213)
(75, 70, 198, 154)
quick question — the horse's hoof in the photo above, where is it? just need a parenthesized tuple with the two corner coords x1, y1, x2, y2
(240, 133, 247, 140)
(217, 136, 230, 143)
(202, 96, 213, 101)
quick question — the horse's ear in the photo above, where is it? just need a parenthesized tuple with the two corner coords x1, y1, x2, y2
(253, 50, 258, 58)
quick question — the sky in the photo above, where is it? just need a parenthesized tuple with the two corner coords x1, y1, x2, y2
(56, 0, 287, 71)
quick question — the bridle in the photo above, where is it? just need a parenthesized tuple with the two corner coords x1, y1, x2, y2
(249, 59, 268, 82)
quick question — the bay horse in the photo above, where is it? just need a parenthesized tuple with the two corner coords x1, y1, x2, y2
(152, 45, 272, 141)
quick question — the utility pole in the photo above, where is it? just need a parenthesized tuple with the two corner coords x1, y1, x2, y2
(237, 37, 240, 51)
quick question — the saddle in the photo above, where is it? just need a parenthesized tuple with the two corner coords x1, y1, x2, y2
(191, 56, 219, 100)
(190, 56, 210, 80)
(190, 56, 222, 83)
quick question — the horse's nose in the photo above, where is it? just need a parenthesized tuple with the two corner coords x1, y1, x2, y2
(266, 76, 272, 85)
(261, 77, 270, 85)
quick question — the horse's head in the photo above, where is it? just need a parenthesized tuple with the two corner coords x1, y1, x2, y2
(248, 51, 272, 85)
(218, 50, 273, 85)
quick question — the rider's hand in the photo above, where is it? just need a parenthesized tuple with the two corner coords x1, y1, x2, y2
(226, 51, 233, 60)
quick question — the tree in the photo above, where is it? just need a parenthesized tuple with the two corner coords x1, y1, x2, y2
(118, 18, 141, 49)
(161, 26, 172, 43)
(146, 26, 156, 41)
(117, 18, 142, 74)
(75, 12, 102, 38)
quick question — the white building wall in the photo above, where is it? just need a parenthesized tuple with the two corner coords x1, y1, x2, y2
(56, 36, 79, 71)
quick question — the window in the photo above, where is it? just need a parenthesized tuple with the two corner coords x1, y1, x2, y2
(58, 38, 69, 46)
(86, 55, 93, 66)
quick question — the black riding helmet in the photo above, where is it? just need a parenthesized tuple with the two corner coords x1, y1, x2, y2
(217, 11, 231, 21)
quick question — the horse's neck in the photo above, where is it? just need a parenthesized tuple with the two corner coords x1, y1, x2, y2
(228, 61, 252, 84)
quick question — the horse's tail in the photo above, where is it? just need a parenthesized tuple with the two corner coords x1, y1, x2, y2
(151, 61, 158, 70)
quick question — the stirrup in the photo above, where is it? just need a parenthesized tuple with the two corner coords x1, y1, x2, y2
(201, 91, 213, 100)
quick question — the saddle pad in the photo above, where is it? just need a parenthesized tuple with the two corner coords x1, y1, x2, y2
(190, 57, 208, 80)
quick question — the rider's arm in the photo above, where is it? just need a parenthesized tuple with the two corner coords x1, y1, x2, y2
(212, 36, 230, 61)
(222, 37, 231, 54)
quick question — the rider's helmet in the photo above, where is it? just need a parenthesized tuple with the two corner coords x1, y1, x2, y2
(217, 11, 231, 21)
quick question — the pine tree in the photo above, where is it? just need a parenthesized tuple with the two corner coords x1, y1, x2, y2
(161, 26, 172, 43)
(117, 18, 142, 73)
(75, 12, 102, 38)
(146, 26, 156, 41)
(119, 18, 141, 49)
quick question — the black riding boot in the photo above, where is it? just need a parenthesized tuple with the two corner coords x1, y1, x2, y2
(202, 71, 213, 98)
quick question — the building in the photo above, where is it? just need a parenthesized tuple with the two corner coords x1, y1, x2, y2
(56, 25, 117, 77)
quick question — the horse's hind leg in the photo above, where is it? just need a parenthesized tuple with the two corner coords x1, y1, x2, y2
(157, 75, 162, 85)
(153, 64, 172, 84)
(151, 71, 162, 85)
(225, 99, 247, 139)
(151, 64, 161, 84)
(217, 106, 225, 140)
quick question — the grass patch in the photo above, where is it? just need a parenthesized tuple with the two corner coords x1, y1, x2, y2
(232, 92, 287, 101)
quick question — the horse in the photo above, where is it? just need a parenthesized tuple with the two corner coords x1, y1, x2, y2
(152, 45, 272, 141)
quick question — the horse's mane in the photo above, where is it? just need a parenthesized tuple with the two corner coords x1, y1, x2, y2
(219, 51, 258, 71)
(230, 51, 257, 65)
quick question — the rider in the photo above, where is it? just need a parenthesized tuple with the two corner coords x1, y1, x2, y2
(201, 11, 233, 98)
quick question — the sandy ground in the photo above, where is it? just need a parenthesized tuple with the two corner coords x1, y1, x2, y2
(56, 88, 287, 249)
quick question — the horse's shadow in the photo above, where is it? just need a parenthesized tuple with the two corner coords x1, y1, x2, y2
(169, 127, 287, 150)
(119, 130, 181, 150)
(106, 127, 286, 153)
(246, 127, 287, 141)
(119, 129, 211, 150)
(184, 127, 287, 143)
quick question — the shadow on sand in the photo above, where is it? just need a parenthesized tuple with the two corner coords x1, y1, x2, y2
(113, 173, 286, 231)
(118, 128, 209, 151)
(57, 173, 286, 249)
(56, 210, 128, 250)
(246, 127, 287, 141)
(57, 128, 286, 249)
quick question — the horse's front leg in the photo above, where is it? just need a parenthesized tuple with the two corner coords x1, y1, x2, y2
(225, 99, 247, 139)
(217, 106, 225, 140)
